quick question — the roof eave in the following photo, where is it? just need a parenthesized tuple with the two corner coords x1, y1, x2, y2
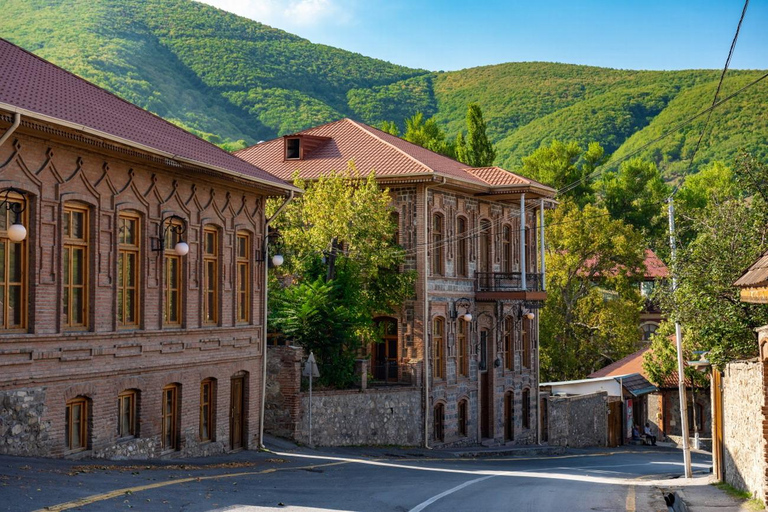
(0, 103, 301, 195)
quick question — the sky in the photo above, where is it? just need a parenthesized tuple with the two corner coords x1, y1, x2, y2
(197, 0, 766, 72)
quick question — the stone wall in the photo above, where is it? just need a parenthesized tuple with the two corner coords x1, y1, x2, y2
(264, 346, 303, 440)
(0, 388, 51, 456)
(547, 392, 607, 448)
(296, 387, 423, 446)
(722, 360, 767, 504)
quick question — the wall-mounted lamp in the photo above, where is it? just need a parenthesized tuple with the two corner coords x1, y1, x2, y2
(518, 305, 535, 322)
(450, 297, 473, 322)
(256, 227, 284, 267)
(0, 188, 27, 242)
(151, 214, 189, 256)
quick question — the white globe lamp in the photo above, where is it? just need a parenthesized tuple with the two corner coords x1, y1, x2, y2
(7, 222, 26, 243)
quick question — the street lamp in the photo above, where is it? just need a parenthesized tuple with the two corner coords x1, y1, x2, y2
(151, 214, 189, 256)
(0, 188, 27, 242)
(450, 297, 473, 322)
(256, 227, 284, 267)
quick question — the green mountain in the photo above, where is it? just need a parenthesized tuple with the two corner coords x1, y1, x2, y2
(2, 0, 766, 175)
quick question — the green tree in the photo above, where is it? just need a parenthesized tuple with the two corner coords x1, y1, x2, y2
(403, 112, 455, 157)
(594, 157, 670, 240)
(268, 167, 416, 387)
(520, 140, 604, 206)
(379, 120, 399, 136)
(461, 103, 496, 167)
(539, 199, 646, 381)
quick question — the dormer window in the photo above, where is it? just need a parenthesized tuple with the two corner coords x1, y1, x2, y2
(286, 138, 301, 160)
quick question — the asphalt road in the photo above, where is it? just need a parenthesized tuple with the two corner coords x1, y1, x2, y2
(0, 446, 713, 512)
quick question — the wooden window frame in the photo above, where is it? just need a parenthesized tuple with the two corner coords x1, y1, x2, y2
(200, 379, 215, 442)
(456, 216, 468, 277)
(285, 137, 301, 160)
(65, 397, 88, 452)
(458, 399, 468, 437)
(117, 212, 141, 328)
(203, 226, 219, 325)
(502, 224, 513, 273)
(522, 317, 531, 369)
(504, 317, 514, 370)
(163, 217, 183, 327)
(433, 403, 445, 442)
(432, 317, 445, 380)
(162, 385, 179, 451)
(431, 213, 444, 276)
(63, 204, 89, 330)
(236, 232, 250, 324)
(0, 192, 27, 331)
(457, 320, 468, 377)
(522, 388, 531, 429)
(117, 390, 137, 439)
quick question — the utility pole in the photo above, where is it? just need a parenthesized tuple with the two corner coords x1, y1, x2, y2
(668, 196, 692, 478)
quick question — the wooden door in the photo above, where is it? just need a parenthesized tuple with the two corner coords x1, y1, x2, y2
(712, 370, 724, 481)
(230, 376, 245, 450)
(607, 400, 622, 447)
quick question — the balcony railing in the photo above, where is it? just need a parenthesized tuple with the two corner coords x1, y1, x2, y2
(475, 272, 544, 293)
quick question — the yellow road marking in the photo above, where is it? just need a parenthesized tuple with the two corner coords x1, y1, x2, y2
(36, 461, 348, 512)
(625, 485, 636, 511)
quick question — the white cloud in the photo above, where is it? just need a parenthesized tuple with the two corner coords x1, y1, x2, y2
(197, 0, 351, 29)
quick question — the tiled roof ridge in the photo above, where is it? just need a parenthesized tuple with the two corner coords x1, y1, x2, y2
(345, 119, 438, 177)
(0, 38, 287, 187)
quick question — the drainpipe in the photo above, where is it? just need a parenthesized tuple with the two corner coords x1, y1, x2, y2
(259, 190, 295, 449)
(0, 113, 21, 148)
(540, 198, 545, 291)
(520, 194, 526, 290)
(423, 177, 445, 449)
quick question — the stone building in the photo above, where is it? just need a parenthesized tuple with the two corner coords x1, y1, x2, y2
(0, 39, 298, 458)
(236, 119, 556, 447)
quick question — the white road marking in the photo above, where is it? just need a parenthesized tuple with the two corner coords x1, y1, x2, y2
(408, 475, 496, 512)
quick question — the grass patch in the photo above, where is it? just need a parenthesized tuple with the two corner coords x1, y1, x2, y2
(711, 482, 764, 510)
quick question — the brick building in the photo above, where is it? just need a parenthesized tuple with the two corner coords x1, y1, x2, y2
(0, 39, 298, 458)
(236, 119, 556, 447)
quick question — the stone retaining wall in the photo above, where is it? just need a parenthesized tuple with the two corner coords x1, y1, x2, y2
(547, 392, 607, 448)
(264, 346, 303, 440)
(297, 387, 423, 446)
(0, 388, 51, 456)
(722, 359, 767, 504)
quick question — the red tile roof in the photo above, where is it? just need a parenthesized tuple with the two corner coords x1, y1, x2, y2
(644, 249, 669, 279)
(0, 38, 295, 192)
(588, 346, 695, 388)
(235, 118, 555, 195)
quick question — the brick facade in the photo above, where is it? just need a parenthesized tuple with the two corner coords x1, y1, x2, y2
(0, 120, 277, 458)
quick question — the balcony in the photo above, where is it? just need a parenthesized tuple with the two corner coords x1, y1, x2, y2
(475, 272, 547, 302)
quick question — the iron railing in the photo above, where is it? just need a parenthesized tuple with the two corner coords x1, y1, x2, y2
(475, 272, 544, 292)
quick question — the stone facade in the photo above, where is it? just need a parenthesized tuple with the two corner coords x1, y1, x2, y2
(722, 359, 767, 504)
(0, 118, 278, 458)
(547, 392, 608, 448)
(296, 387, 423, 447)
(264, 345, 303, 440)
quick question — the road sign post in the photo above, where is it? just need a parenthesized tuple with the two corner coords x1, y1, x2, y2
(302, 352, 320, 447)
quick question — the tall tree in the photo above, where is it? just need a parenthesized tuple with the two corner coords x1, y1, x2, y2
(540, 199, 646, 381)
(403, 112, 454, 157)
(462, 103, 496, 167)
(379, 120, 399, 136)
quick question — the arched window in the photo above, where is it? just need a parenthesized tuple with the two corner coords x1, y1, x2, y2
(0, 190, 28, 331)
(431, 213, 444, 275)
(457, 319, 468, 377)
(163, 216, 184, 327)
(458, 399, 468, 437)
(373, 317, 399, 382)
(391, 211, 400, 246)
(118, 212, 141, 328)
(504, 391, 514, 441)
(641, 322, 658, 341)
(117, 390, 139, 438)
(203, 225, 219, 325)
(200, 379, 216, 442)
(502, 224, 513, 273)
(504, 317, 514, 370)
(162, 384, 180, 451)
(479, 219, 492, 276)
(63, 203, 89, 329)
(236, 232, 251, 324)
(432, 317, 445, 379)
(65, 396, 90, 452)
(456, 216, 468, 277)
(434, 403, 445, 442)
(522, 388, 531, 429)
(522, 317, 532, 369)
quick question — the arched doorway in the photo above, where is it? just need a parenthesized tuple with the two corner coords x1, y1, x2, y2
(373, 317, 398, 382)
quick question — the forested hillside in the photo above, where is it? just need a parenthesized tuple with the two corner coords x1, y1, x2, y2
(1, 0, 766, 175)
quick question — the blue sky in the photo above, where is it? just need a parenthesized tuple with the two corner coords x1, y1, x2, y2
(198, 0, 767, 71)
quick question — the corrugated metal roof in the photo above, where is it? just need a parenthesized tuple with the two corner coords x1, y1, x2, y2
(735, 249, 768, 288)
(0, 38, 295, 191)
